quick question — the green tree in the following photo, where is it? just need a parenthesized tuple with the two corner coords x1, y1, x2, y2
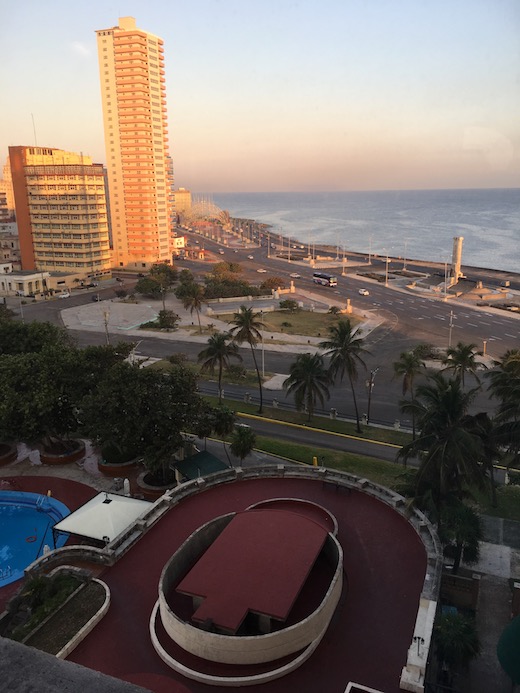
(260, 276, 285, 292)
(434, 612, 480, 679)
(178, 268, 194, 284)
(229, 425, 256, 465)
(439, 500, 482, 574)
(135, 276, 163, 301)
(443, 341, 483, 388)
(175, 281, 205, 332)
(157, 309, 180, 329)
(0, 320, 71, 355)
(229, 306, 265, 414)
(393, 346, 426, 439)
(279, 299, 299, 313)
(149, 263, 178, 310)
(398, 373, 489, 523)
(211, 405, 237, 464)
(486, 349, 520, 464)
(198, 331, 242, 403)
(283, 353, 331, 421)
(319, 319, 368, 433)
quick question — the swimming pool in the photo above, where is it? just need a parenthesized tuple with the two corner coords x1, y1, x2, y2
(0, 491, 70, 587)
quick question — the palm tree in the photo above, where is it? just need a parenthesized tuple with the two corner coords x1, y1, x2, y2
(443, 341, 483, 388)
(486, 349, 520, 464)
(319, 319, 368, 433)
(197, 332, 242, 404)
(393, 346, 426, 439)
(177, 281, 205, 333)
(439, 499, 482, 574)
(229, 425, 256, 464)
(434, 612, 480, 681)
(398, 373, 489, 523)
(229, 306, 265, 414)
(211, 406, 237, 464)
(283, 353, 331, 421)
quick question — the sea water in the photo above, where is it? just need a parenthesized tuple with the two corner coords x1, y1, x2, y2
(210, 189, 520, 273)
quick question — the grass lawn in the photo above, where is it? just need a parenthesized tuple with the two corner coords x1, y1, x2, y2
(202, 394, 411, 446)
(213, 309, 360, 338)
(148, 359, 263, 388)
(254, 436, 406, 490)
(473, 485, 520, 522)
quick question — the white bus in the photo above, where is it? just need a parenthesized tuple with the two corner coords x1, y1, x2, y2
(312, 272, 338, 287)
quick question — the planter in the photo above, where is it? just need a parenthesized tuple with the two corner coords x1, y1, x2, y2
(136, 471, 176, 500)
(98, 458, 139, 478)
(40, 439, 86, 466)
(0, 443, 17, 466)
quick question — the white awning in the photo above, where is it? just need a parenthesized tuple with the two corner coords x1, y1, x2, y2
(53, 492, 151, 543)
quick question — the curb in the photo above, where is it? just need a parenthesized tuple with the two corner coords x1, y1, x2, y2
(236, 412, 401, 449)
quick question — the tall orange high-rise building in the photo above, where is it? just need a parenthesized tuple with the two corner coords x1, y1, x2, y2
(96, 16, 173, 269)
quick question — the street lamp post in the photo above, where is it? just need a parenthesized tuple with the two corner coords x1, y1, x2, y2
(260, 310, 265, 378)
(448, 310, 454, 348)
(403, 240, 408, 271)
(366, 368, 378, 425)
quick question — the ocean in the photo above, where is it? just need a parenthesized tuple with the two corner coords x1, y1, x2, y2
(209, 189, 520, 274)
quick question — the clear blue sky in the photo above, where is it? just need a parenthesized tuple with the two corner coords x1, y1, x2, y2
(1, 0, 519, 192)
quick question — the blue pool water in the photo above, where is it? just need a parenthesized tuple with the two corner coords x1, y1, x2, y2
(0, 491, 70, 587)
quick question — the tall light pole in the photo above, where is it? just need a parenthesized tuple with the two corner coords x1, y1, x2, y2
(288, 236, 291, 263)
(368, 236, 372, 264)
(366, 368, 378, 425)
(383, 249, 389, 287)
(260, 310, 265, 378)
(267, 231, 270, 259)
(448, 310, 454, 348)
(403, 239, 408, 271)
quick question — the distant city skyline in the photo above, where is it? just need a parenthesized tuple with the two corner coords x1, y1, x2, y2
(1, 1, 519, 193)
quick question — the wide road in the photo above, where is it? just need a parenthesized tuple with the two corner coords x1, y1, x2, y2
(9, 233, 519, 426)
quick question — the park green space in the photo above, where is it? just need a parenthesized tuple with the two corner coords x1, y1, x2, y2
(211, 309, 360, 337)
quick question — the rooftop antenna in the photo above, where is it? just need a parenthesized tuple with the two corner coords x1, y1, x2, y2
(31, 113, 38, 147)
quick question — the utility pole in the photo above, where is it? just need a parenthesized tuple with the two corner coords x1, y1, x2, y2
(366, 368, 379, 425)
(448, 310, 454, 348)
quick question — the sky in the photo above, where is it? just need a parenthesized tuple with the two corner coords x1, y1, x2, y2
(1, 0, 519, 192)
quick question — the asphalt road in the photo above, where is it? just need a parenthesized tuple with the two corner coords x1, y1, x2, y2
(8, 232, 519, 427)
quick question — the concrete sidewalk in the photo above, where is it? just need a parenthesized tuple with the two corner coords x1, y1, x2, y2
(61, 291, 383, 355)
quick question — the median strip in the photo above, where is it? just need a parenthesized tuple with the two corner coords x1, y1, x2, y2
(236, 412, 401, 449)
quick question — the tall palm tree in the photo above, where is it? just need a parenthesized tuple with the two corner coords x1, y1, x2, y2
(229, 306, 265, 414)
(177, 281, 205, 333)
(319, 319, 368, 433)
(443, 341, 483, 388)
(211, 405, 237, 464)
(393, 346, 426, 439)
(487, 348, 520, 465)
(197, 332, 242, 404)
(283, 353, 331, 421)
(229, 425, 256, 464)
(398, 373, 488, 523)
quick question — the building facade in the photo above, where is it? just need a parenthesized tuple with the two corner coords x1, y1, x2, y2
(8, 146, 112, 277)
(96, 16, 173, 270)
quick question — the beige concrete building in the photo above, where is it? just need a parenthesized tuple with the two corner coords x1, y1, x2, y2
(173, 187, 192, 218)
(9, 146, 112, 278)
(0, 158, 15, 219)
(96, 16, 173, 270)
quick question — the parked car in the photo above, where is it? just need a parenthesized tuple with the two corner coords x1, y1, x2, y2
(256, 268, 267, 273)
(247, 255, 254, 260)
(86, 282, 98, 288)
(219, 249, 225, 255)
(290, 273, 301, 279)
(92, 294, 101, 302)
(137, 273, 145, 278)
(358, 288, 370, 296)
(58, 291, 70, 299)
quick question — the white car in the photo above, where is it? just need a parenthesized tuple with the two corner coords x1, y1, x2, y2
(247, 255, 254, 260)
(256, 268, 267, 273)
(58, 291, 71, 299)
(358, 288, 370, 296)
(290, 273, 301, 279)
(219, 249, 225, 255)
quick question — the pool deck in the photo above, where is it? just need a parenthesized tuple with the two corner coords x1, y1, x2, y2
(1, 469, 427, 693)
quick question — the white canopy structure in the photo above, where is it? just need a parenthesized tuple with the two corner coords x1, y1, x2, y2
(53, 492, 151, 544)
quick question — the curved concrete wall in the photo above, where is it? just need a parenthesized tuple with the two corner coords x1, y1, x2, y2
(158, 528, 343, 665)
